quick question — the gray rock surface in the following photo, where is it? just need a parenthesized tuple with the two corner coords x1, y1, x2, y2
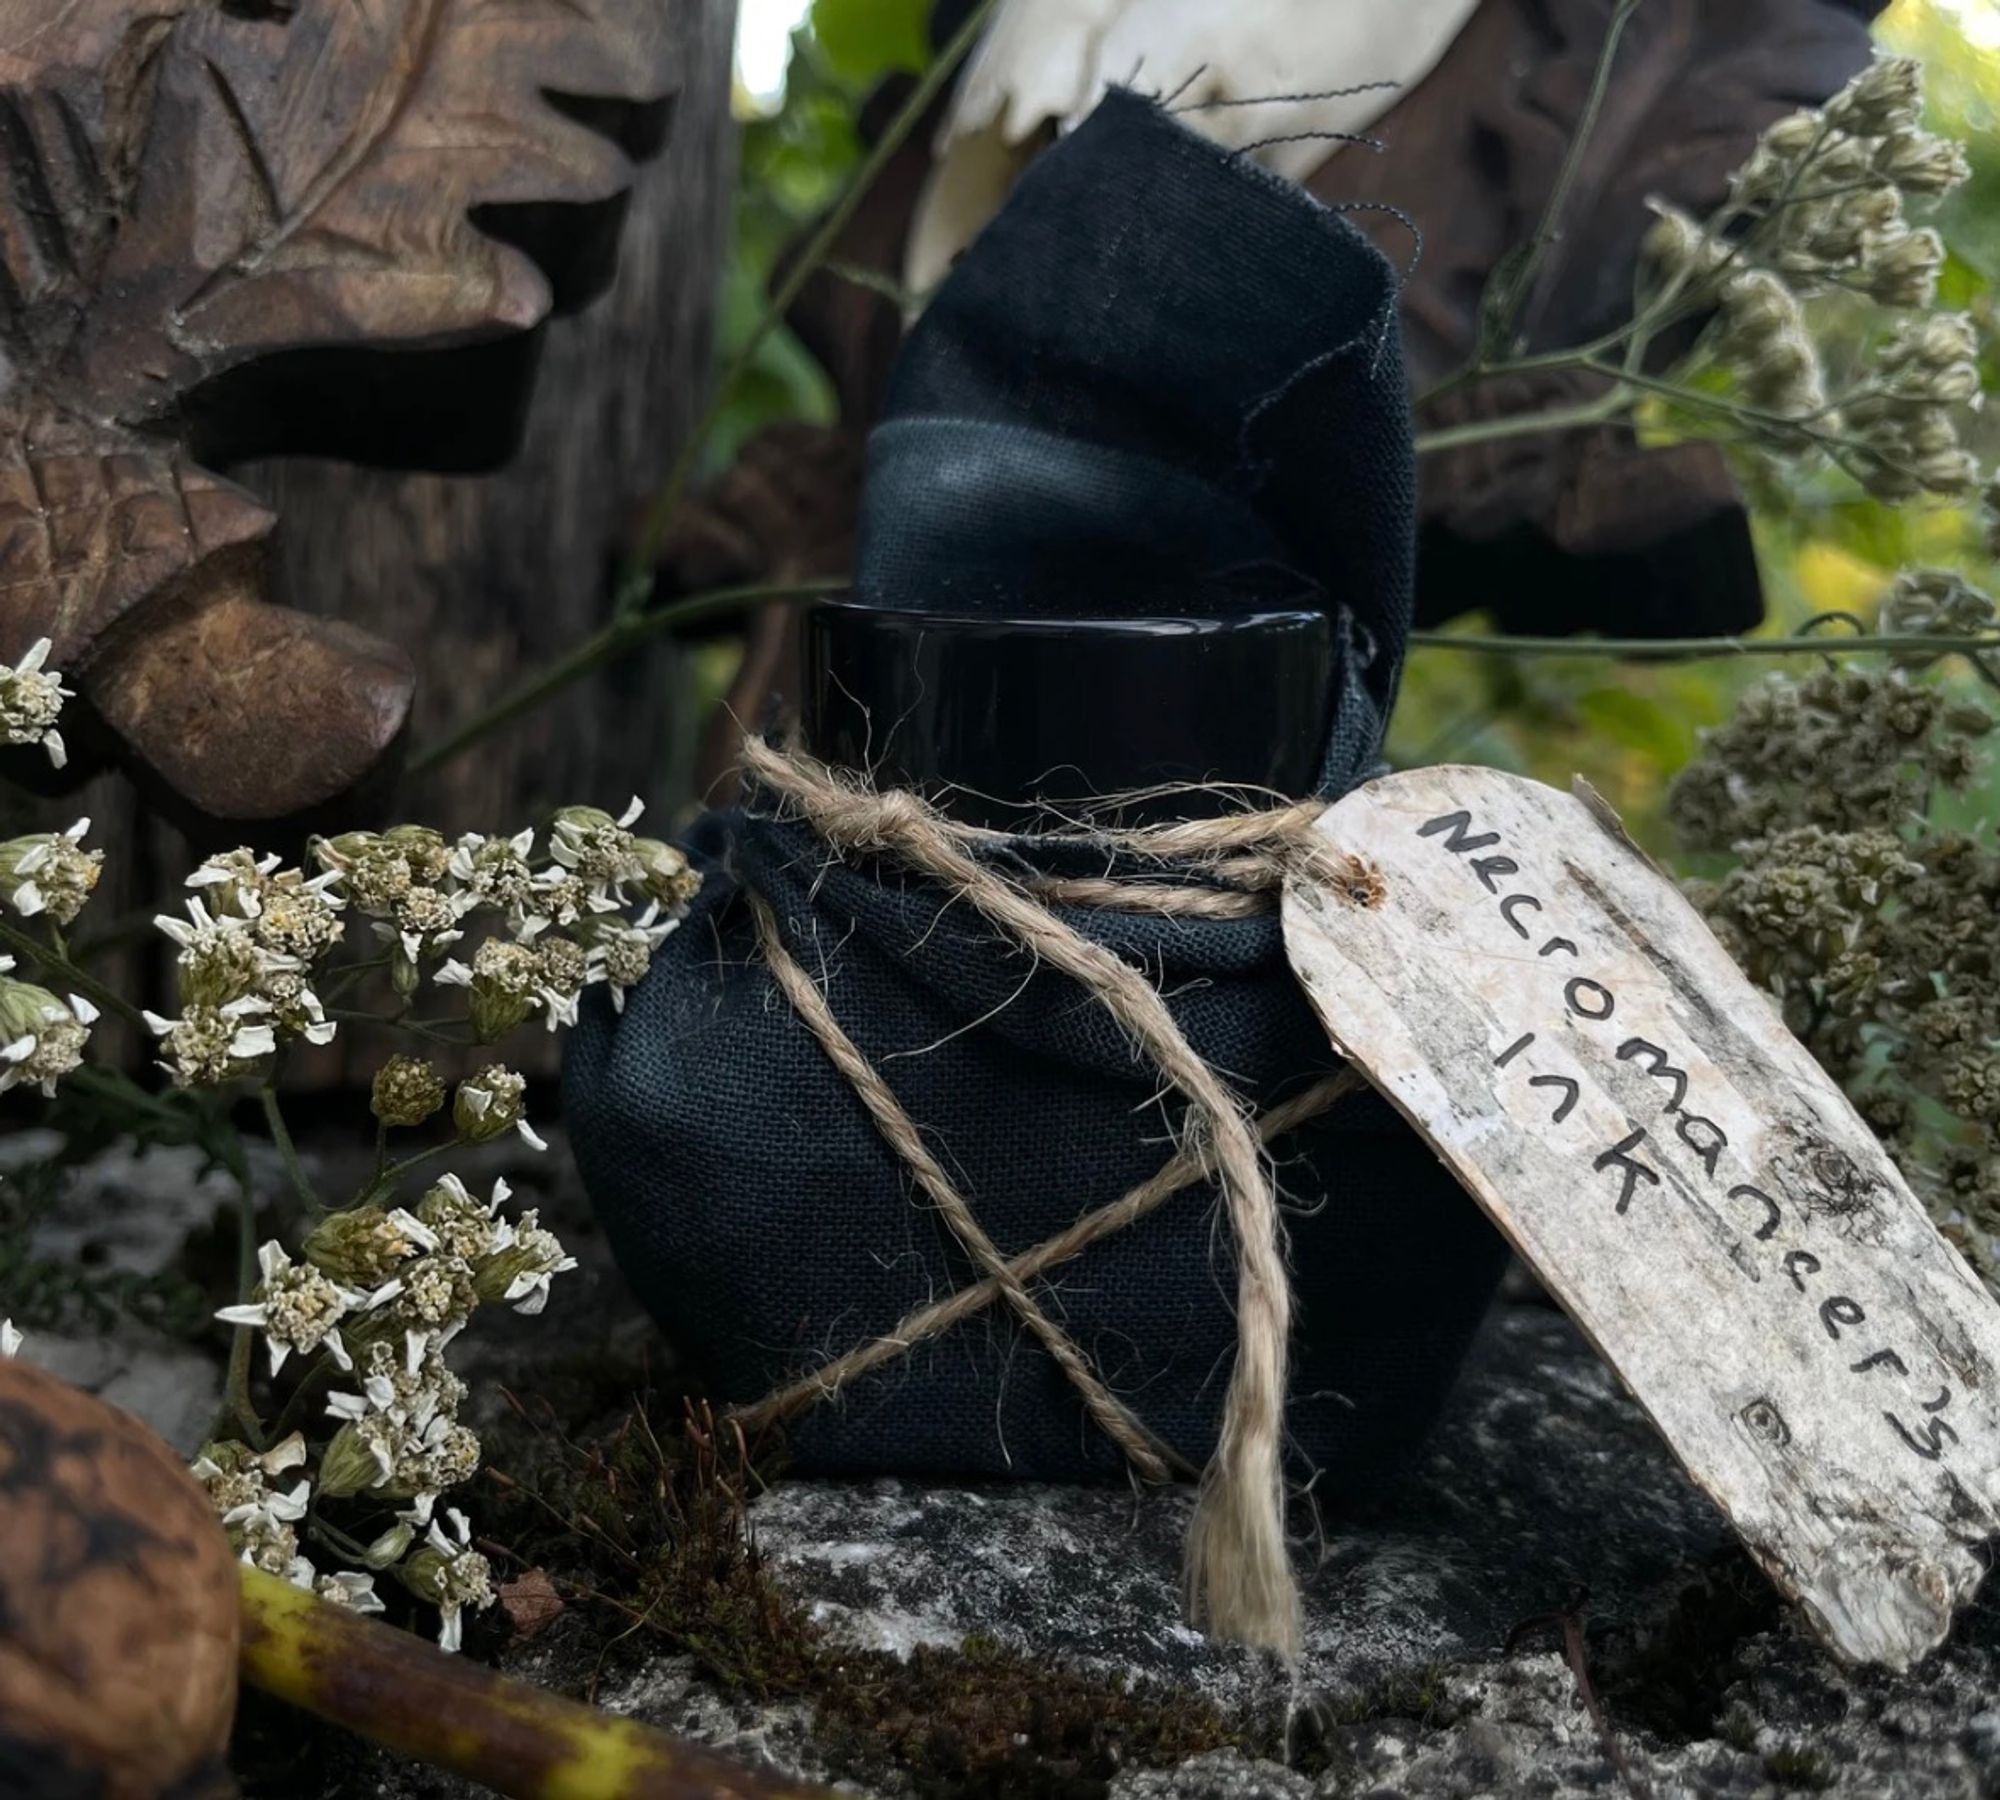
(747, 1309, 1734, 1713)
(16, 1121, 1998, 1796)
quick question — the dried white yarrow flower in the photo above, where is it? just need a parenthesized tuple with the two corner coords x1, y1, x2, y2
(179, 801, 629, 1653)
(0, 820, 101, 926)
(192, 1434, 317, 1586)
(0, 956, 95, 1097)
(396, 1506, 495, 1653)
(316, 1570, 387, 1613)
(215, 1240, 378, 1375)
(143, 996, 278, 1087)
(414, 1172, 514, 1263)
(449, 827, 538, 913)
(474, 1208, 576, 1316)
(453, 1064, 546, 1150)
(0, 638, 71, 769)
(433, 939, 543, 1039)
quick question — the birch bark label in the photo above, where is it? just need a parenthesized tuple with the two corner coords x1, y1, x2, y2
(1282, 765, 2000, 1670)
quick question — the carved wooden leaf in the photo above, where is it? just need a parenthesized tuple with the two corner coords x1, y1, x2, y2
(0, 0, 678, 819)
(85, 0, 676, 401)
(0, 399, 274, 666)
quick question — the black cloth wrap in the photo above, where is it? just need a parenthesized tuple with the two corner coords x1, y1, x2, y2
(565, 91, 1507, 1487)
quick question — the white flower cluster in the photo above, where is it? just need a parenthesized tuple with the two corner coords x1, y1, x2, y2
(1643, 57, 1982, 501)
(0, 954, 95, 1098)
(0, 818, 101, 928)
(144, 850, 345, 1086)
(315, 799, 697, 1037)
(0, 639, 71, 769)
(205, 1172, 572, 1649)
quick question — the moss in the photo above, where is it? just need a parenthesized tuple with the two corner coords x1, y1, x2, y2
(1716, 1701, 1762, 1753)
(475, 1394, 1248, 1798)
(1765, 1743, 1835, 1791)
(1316, 1661, 1461, 1731)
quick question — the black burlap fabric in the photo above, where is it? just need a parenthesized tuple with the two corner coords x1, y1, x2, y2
(565, 92, 1508, 1487)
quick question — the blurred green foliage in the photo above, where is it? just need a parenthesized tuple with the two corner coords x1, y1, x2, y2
(710, 1, 938, 476)
(1389, 0, 2000, 849)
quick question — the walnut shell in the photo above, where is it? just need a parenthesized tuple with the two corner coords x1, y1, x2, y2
(0, 1359, 238, 1799)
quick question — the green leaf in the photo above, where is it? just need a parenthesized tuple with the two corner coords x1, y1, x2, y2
(811, 0, 932, 84)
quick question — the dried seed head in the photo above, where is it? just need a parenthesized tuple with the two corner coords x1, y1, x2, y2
(372, 1054, 446, 1128)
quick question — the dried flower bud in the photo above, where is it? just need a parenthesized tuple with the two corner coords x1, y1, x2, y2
(436, 939, 540, 1040)
(302, 1205, 436, 1289)
(382, 825, 452, 886)
(1913, 447, 1981, 497)
(372, 1054, 446, 1128)
(473, 1210, 575, 1315)
(1863, 228, 1944, 309)
(1874, 127, 1970, 196)
(317, 1416, 394, 1499)
(1643, 205, 1724, 282)
(0, 821, 101, 926)
(1720, 270, 1802, 345)
(631, 837, 702, 912)
(362, 1520, 417, 1568)
(0, 638, 70, 768)
(0, 963, 94, 1097)
(1761, 109, 1824, 160)
(453, 1064, 543, 1149)
(1826, 56, 1923, 138)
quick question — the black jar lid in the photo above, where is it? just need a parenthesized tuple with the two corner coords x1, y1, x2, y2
(801, 597, 1333, 830)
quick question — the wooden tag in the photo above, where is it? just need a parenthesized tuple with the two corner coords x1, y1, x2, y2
(1283, 765, 2000, 1669)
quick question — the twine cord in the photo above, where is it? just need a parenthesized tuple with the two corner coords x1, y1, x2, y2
(733, 737, 1365, 1657)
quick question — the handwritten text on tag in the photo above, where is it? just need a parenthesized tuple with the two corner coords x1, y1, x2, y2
(1283, 767, 2000, 1669)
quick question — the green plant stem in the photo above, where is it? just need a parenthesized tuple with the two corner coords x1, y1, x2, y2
(1486, 0, 1644, 348)
(260, 1084, 320, 1214)
(1409, 629, 2000, 660)
(613, 0, 998, 619)
(355, 1137, 463, 1207)
(328, 1007, 473, 1048)
(215, 1160, 267, 1449)
(1413, 393, 1630, 455)
(0, 917, 145, 1027)
(305, 1514, 379, 1565)
(408, 580, 831, 776)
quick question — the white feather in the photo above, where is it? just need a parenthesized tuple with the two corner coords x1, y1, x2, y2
(908, 0, 1483, 295)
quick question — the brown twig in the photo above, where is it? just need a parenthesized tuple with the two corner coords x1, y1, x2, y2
(238, 1565, 832, 1800)
(1506, 1586, 1654, 1800)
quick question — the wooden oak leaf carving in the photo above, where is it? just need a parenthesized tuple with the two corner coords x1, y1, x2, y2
(0, 0, 678, 822)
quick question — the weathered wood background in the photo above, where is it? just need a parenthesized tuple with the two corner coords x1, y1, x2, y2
(47, 0, 738, 1069)
(1284, 766, 2000, 1670)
